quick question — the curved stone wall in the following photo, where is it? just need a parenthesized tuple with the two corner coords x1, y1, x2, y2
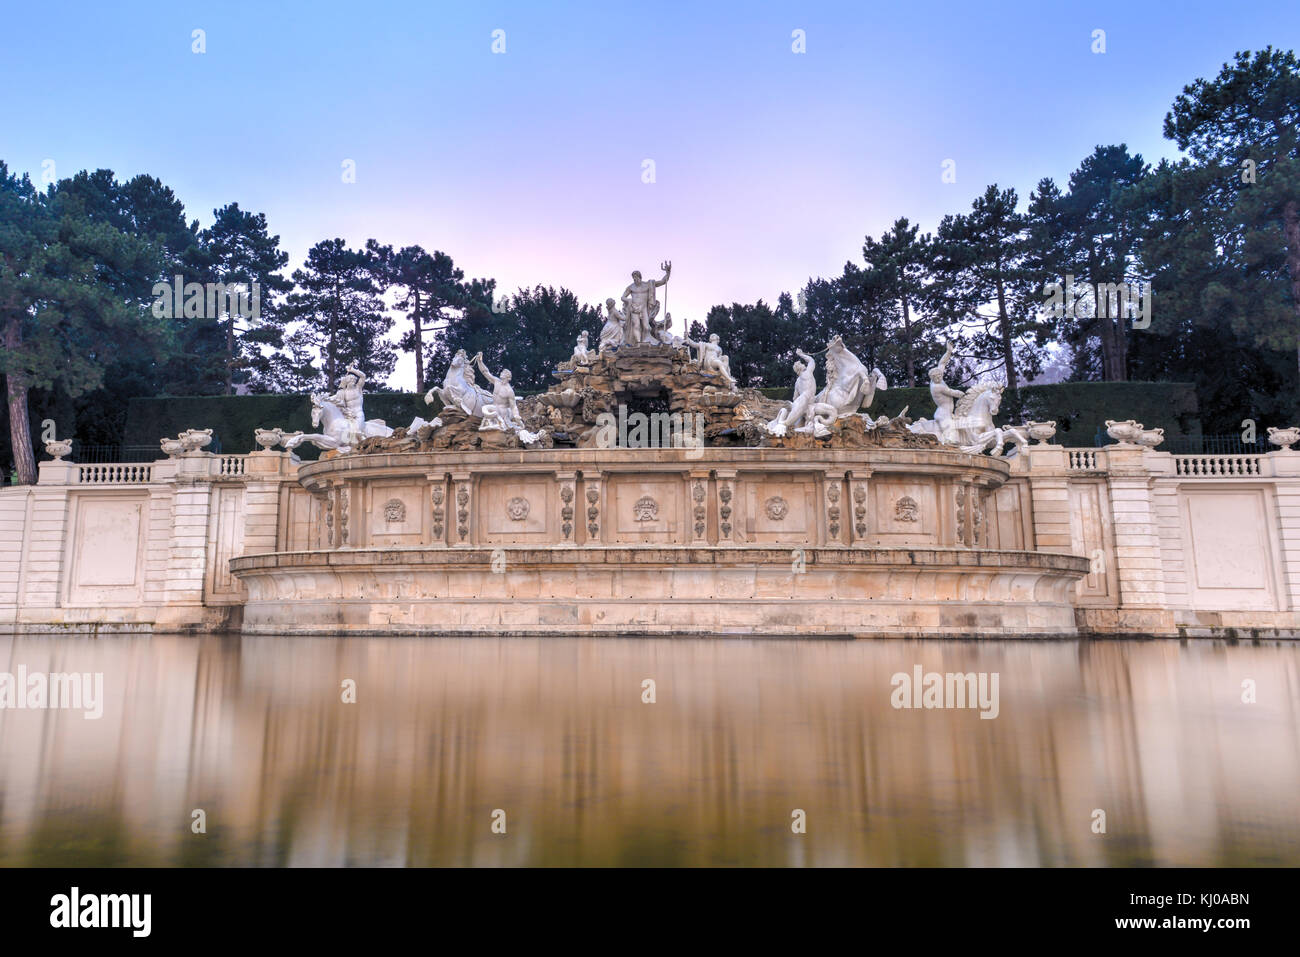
(231, 447, 1089, 637)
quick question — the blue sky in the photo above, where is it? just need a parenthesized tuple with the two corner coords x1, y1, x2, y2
(3, 0, 1297, 387)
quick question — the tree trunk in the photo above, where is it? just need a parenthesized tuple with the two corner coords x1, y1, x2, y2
(901, 294, 915, 387)
(1283, 200, 1300, 386)
(327, 278, 339, 386)
(4, 315, 36, 485)
(995, 276, 1018, 388)
(413, 288, 424, 394)
(225, 316, 235, 395)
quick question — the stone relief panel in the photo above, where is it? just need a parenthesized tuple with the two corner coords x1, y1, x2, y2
(69, 494, 146, 605)
(1068, 480, 1113, 604)
(206, 484, 246, 600)
(1181, 489, 1279, 611)
(608, 476, 682, 544)
(740, 473, 816, 545)
(280, 485, 321, 552)
(478, 475, 551, 543)
(869, 479, 939, 545)
(987, 481, 1029, 552)
(633, 496, 659, 522)
(367, 481, 425, 547)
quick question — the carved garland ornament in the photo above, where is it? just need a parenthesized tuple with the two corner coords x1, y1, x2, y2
(560, 484, 575, 541)
(853, 484, 867, 538)
(692, 480, 707, 538)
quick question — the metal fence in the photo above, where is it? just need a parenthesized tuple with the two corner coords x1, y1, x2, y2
(1093, 430, 1262, 455)
(70, 437, 223, 463)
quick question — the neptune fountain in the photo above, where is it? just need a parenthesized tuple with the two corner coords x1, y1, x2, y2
(227, 264, 1088, 638)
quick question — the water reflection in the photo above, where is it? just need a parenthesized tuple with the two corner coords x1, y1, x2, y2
(0, 635, 1297, 866)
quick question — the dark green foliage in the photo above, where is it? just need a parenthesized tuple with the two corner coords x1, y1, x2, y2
(281, 239, 396, 391)
(196, 203, 292, 394)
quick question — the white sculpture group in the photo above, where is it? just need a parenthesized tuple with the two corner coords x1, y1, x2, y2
(282, 365, 396, 454)
(427, 350, 540, 444)
(766, 337, 888, 437)
(560, 263, 737, 391)
(908, 342, 1028, 456)
(594, 264, 681, 351)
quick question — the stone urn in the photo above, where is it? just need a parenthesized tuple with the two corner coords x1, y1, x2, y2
(1105, 419, 1144, 446)
(1267, 426, 1300, 452)
(1024, 420, 1057, 444)
(44, 439, 73, 461)
(1136, 427, 1165, 449)
(254, 427, 285, 450)
(159, 437, 185, 458)
(178, 428, 213, 452)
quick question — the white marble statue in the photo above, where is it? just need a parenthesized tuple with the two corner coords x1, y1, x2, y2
(472, 353, 540, 443)
(620, 261, 671, 345)
(283, 365, 393, 453)
(599, 299, 625, 352)
(790, 336, 887, 436)
(406, 415, 442, 434)
(427, 349, 493, 417)
(648, 312, 684, 347)
(566, 331, 592, 367)
(766, 349, 820, 436)
(908, 345, 1026, 456)
(934, 383, 1027, 456)
(908, 340, 964, 443)
(686, 333, 737, 390)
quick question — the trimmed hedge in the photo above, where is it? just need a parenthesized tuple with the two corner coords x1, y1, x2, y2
(123, 380, 1201, 456)
(124, 392, 442, 459)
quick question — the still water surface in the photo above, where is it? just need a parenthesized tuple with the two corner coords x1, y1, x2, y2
(0, 635, 1297, 866)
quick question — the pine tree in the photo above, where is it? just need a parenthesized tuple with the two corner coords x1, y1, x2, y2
(368, 243, 475, 394)
(1161, 48, 1300, 384)
(282, 239, 395, 391)
(928, 184, 1050, 391)
(198, 204, 291, 394)
(0, 163, 170, 483)
(862, 218, 936, 387)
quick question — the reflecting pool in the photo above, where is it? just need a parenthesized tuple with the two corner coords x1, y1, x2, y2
(1, 635, 1296, 866)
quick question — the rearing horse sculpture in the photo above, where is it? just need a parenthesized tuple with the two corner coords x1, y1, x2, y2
(802, 336, 888, 436)
(943, 383, 1027, 457)
(282, 395, 393, 453)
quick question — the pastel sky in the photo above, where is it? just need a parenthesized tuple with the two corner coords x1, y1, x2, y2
(3, 1, 1297, 389)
